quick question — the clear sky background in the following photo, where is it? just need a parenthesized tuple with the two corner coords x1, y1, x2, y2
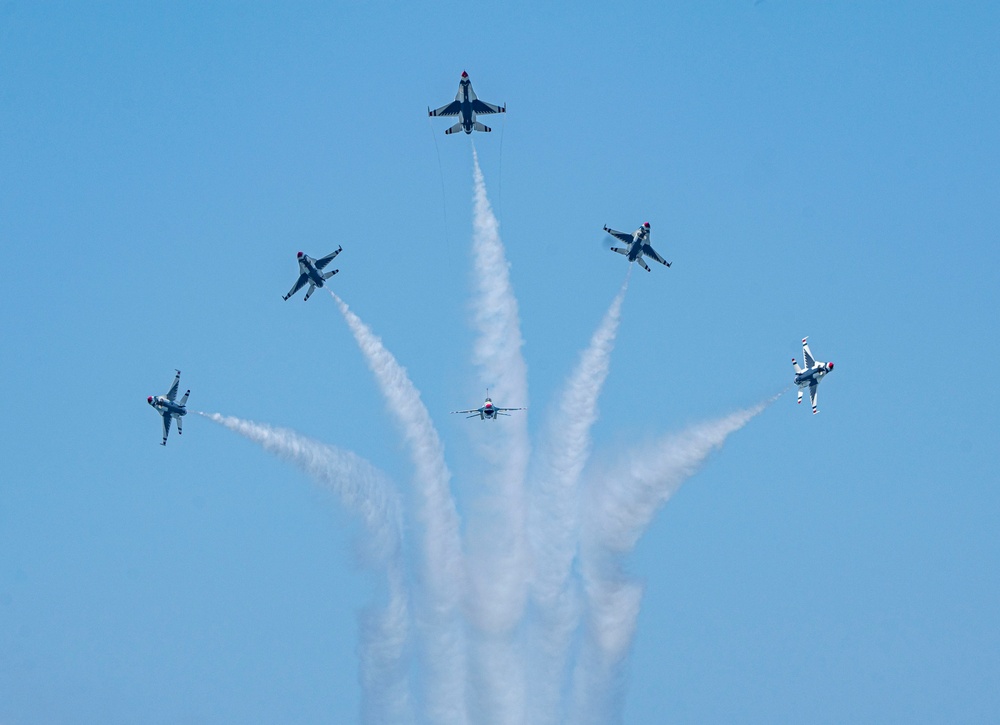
(2, 1, 999, 723)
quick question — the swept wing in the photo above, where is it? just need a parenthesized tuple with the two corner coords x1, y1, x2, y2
(802, 337, 816, 368)
(165, 370, 181, 402)
(284, 273, 308, 301)
(642, 244, 671, 267)
(429, 100, 461, 117)
(603, 226, 634, 244)
(471, 99, 504, 115)
(161, 412, 173, 445)
(315, 247, 342, 270)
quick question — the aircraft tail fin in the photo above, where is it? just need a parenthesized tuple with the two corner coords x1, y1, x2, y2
(176, 416, 183, 436)
(179, 390, 190, 406)
(472, 121, 491, 133)
(445, 122, 464, 135)
(323, 269, 339, 281)
(797, 389, 803, 405)
(303, 283, 317, 301)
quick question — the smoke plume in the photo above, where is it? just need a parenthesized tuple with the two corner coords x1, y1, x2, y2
(569, 398, 779, 722)
(197, 412, 411, 724)
(330, 292, 469, 725)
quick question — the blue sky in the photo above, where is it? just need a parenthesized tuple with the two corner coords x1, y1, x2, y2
(2, 2, 999, 722)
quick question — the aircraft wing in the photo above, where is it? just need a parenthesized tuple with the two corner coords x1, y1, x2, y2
(161, 412, 172, 445)
(450, 408, 480, 415)
(495, 407, 525, 412)
(315, 247, 342, 270)
(471, 99, 504, 115)
(165, 371, 181, 402)
(284, 273, 308, 300)
(604, 226, 633, 244)
(429, 101, 462, 117)
(808, 381, 819, 414)
(642, 244, 670, 267)
(802, 338, 816, 368)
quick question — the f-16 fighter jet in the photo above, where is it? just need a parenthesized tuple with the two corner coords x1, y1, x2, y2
(282, 247, 342, 301)
(792, 337, 834, 414)
(603, 222, 671, 272)
(451, 392, 525, 421)
(428, 71, 506, 135)
(147, 370, 189, 445)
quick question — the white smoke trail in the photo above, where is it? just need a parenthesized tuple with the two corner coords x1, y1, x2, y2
(526, 274, 630, 723)
(569, 397, 779, 723)
(329, 292, 468, 725)
(197, 412, 412, 724)
(464, 147, 531, 723)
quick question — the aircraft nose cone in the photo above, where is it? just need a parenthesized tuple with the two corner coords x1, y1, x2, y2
(147, 396, 153, 403)
(461, 70, 468, 78)
(297, 251, 303, 258)
(828, 362, 834, 370)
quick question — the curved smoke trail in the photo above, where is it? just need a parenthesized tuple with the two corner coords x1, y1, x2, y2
(197, 412, 411, 724)
(466, 147, 531, 723)
(527, 273, 631, 723)
(329, 292, 468, 725)
(569, 397, 781, 723)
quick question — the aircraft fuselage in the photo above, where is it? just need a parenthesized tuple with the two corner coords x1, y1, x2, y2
(457, 78, 477, 133)
(301, 260, 327, 289)
(794, 362, 832, 388)
(150, 397, 186, 417)
(626, 228, 650, 261)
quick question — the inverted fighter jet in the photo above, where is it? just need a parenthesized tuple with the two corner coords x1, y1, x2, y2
(147, 370, 189, 445)
(451, 391, 524, 421)
(428, 71, 506, 135)
(603, 222, 671, 272)
(792, 337, 834, 414)
(282, 247, 342, 301)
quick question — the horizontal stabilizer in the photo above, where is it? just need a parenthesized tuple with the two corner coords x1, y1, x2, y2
(472, 121, 491, 133)
(610, 247, 629, 256)
(179, 390, 190, 406)
(323, 269, 339, 280)
(445, 122, 464, 135)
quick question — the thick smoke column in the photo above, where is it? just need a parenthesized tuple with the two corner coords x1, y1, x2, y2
(466, 148, 531, 723)
(528, 275, 630, 723)
(330, 292, 468, 725)
(570, 398, 778, 723)
(197, 412, 411, 724)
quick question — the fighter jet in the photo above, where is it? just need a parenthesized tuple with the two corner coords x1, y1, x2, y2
(603, 222, 671, 272)
(451, 391, 525, 421)
(147, 370, 189, 445)
(428, 71, 506, 135)
(282, 247, 342, 301)
(792, 337, 835, 414)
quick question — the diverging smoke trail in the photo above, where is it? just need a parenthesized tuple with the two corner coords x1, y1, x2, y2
(466, 147, 531, 722)
(197, 412, 411, 724)
(329, 292, 468, 725)
(527, 274, 630, 723)
(569, 396, 780, 724)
